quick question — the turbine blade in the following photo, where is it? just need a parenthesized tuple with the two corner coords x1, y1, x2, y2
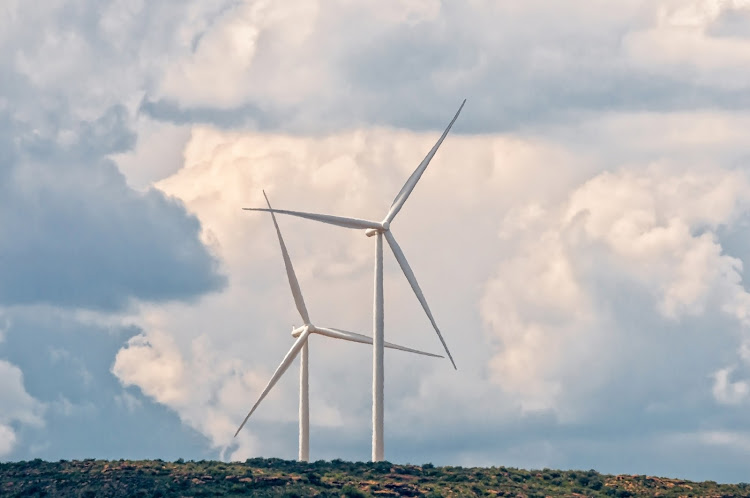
(313, 326, 372, 344)
(385, 100, 466, 224)
(234, 328, 312, 437)
(263, 191, 309, 324)
(384, 231, 457, 369)
(244, 207, 381, 231)
(383, 338, 443, 358)
(314, 326, 444, 358)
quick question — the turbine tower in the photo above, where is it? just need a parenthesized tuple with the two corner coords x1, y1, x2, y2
(243, 101, 465, 461)
(235, 191, 443, 461)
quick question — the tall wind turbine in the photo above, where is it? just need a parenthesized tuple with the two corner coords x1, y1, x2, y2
(235, 191, 443, 461)
(243, 101, 466, 461)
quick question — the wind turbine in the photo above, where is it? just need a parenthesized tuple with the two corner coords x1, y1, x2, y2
(234, 191, 443, 462)
(243, 101, 466, 461)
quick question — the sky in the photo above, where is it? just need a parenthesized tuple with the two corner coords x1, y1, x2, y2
(2, 0, 750, 483)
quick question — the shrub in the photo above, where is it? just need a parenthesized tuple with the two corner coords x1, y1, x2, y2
(305, 471, 322, 485)
(341, 484, 366, 497)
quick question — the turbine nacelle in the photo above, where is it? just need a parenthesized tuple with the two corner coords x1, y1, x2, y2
(291, 325, 311, 337)
(365, 221, 389, 237)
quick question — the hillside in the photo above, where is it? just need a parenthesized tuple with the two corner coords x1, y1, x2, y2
(1, 458, 747, 497)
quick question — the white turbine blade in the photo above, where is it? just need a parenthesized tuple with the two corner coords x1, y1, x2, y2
(313, 326, 371, 344)
(314, 326, 444, 358)
(384, 230, 457, 370)
(383, 338, 443, 358)
(243, 207, 381, 231)
(263, 191, 309, 324)
(385, 100, 466, 224)
(234, 328, 312, 437)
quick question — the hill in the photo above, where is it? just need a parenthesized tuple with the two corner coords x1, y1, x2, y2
(1, 458, 747, 497)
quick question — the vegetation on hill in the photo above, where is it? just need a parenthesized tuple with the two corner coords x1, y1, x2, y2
(1, 458, 747, 497)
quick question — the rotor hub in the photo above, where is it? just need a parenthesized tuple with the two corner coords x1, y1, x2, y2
(291, 325, 310, 337)
(365, 222, 389, 237)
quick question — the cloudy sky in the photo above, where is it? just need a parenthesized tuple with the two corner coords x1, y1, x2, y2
(3, 0, 750, 483)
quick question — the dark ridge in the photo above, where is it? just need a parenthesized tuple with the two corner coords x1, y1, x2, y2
(1, 458, 748, 497)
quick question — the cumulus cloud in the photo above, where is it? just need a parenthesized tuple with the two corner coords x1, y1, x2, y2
(712, 367, 750, 404)
(4, 0, 750, 136)
(159, 1, 324, 110)
(624, 0, 750, 89)
(113, 325, 266, 459)
(483, 163, 750, 417)
(0, 360, 44, 457)
(111, 124, 526, 460)
(6, 0, 750, 483)
(105, 110, 750, 480)
(129, 0, 750, 133)
(112, 117, 192, 189)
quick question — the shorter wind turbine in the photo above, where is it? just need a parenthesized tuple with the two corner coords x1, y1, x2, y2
(234, 191, 442, 461)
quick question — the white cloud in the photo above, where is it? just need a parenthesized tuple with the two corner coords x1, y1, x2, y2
(158, 0, 327, 109)
(113, 329, 191, 406)
(712, 367, 750, 404)
(6, 0, 750, 481)
(0, 360, 44, 457)
(113, 324, 265, 458)
(0, 425, 17, 457)
(564, 165, 750, 318)
(112, 116, 191, 190)
(109, 113, 750, 473)
(483, 162, 750, 417)
(0, 314, 8, 344)
(624, 0, 750, 87)
(114, 392, 143, 414)
(698, 429, 750, 452)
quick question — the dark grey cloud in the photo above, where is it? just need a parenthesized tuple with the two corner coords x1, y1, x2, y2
(139, 98, 271, 129)
(0, 3, 228, 310)
(0, 309, 213, 460)
(0, 104, 225, 310)
(328, 5, 750, 133)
